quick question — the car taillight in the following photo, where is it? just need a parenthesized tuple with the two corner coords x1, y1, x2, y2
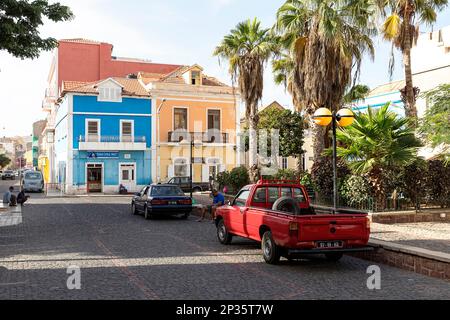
(366, 216, 371, 229)
(289, 221, 299, 237)
(178, 199, 192, 205)
(151, 199, 168, 205)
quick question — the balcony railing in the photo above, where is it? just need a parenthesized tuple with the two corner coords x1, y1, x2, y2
(168, 132, 229, 143)
(78, 135, 146, 143)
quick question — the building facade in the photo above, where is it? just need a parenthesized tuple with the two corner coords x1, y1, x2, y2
(41, 39, 181, 184)
(55, 77, 152, 194)
(139, 64, 240, 183)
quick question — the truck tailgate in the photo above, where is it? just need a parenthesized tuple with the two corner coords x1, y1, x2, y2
(297, 215, 368, 241)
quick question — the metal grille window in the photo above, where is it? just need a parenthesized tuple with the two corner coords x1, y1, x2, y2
(121, 121, 133, 142)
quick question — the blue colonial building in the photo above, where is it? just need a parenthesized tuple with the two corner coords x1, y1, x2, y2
(54, 77, 152, 194)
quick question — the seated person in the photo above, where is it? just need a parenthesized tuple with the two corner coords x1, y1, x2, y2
(17, 189, 30, 206)
(197, 189, 225, 222)
(2, 186, 16, 206)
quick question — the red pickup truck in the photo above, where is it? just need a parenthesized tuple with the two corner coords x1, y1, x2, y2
(215, 180, 372, 264)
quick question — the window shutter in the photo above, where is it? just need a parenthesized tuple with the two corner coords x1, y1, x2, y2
(168, 165, 174, 178)
(202, 165, 209, 183)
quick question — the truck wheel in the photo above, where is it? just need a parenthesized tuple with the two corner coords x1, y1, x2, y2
(272, 197, 300, 215)
(325, 253, 343, 262)
(144, 206, 153, 220)
(262, 231, 281, 264)
(217, 219, 232, 244)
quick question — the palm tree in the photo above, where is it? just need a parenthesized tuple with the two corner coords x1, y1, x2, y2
(334, 103, 421, 209)
(379, 0, 448, 124)
(214, 18, 274, 180)
(273, 0, 376, 164)
(343, 84, 371, 105)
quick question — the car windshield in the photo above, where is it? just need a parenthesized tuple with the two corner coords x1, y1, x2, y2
(151, 186, 184, 196)
(24, 172, 42, 180)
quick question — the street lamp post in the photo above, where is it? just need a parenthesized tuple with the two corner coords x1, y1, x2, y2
(312, 107, 355, 213)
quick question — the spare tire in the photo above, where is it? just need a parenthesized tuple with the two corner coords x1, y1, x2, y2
(272, 196, 301, 215)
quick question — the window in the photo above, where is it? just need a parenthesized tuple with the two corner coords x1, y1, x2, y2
(86, 120, 100, 142)
(98, 87, 122, 102)
(174, 108, 188, 130)
(234, 189, 250, 207)
(191, 71, 201, 85)
(121, 120, 133, 142)
(151, 186, 185, 196)
(252, 187, 267, 203)
(282, 157, 288, 169)
(293, 188, 306, 203)
(281, 187, 292, 197)
(268, 187, 279, 203)
(208, 110, 221, 130)
(139, 186, 149, 197)
(174, 164, 187, 177)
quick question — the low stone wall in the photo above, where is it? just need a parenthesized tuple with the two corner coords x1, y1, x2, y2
(351, 240, 450, 281)
(371, 209, 450, 224)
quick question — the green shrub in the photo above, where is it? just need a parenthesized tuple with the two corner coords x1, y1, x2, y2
(216, 166, 250, 194)
(339, 175, 372, 207)
(425, 160, 450, 207)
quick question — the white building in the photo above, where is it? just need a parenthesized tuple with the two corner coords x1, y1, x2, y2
(353, 25, 450, 160)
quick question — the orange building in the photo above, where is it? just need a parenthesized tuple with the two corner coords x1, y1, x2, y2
(139, 64, 241, 183)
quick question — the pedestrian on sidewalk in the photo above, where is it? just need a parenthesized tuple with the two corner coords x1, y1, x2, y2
(2, 186, 16, 206)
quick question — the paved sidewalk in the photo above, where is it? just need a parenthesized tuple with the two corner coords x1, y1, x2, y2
(0, 205, 22, 227)
(370, 222, 450, 254)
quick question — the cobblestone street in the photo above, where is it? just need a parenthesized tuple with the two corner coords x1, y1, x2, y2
(0, 191, 449, 300)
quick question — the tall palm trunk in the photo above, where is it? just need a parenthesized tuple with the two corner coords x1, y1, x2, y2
(402, 5, 418, 125)
(248, 103, 260, 182)
(311, 118, 326, 164)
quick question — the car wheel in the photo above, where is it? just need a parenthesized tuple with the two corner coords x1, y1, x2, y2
(144, 205, 152, 220)
(325, 253, 343, 262)
(180, 211, 190, 219)
(261, 231, 281, 264)
(131, 202, 138, 215)
(216, 219, 232, 244)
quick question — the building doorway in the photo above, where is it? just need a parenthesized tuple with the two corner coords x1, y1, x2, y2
(120, 163, 136, 192)
(87, 163, 102, 193)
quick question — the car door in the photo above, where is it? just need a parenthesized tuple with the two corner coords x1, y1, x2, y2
(180, 177, 190, 192)
(135, 186, 149, 211)
(227, 189, 251, 237)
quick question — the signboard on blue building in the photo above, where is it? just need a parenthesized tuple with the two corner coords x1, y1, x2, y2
(87, 151, 119, 159)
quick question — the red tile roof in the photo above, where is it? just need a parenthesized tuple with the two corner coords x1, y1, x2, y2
(62, 78, 149, 97)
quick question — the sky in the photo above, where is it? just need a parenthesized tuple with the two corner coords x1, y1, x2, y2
(0, 0, 449, 136)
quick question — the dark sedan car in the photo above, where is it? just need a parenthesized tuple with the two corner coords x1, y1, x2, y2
(131, 184, 192, 220)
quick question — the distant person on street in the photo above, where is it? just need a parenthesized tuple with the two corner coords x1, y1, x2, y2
(17, 188, 30, 207)
(197, 189, 225, 223)
(2, 186, 16, 206)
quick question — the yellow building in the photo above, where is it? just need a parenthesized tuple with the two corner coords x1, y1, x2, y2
(138, 64, 240, 183)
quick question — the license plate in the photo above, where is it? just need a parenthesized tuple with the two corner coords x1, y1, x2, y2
(169, 201, 177, 205)
(316, 241, 343, 249)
